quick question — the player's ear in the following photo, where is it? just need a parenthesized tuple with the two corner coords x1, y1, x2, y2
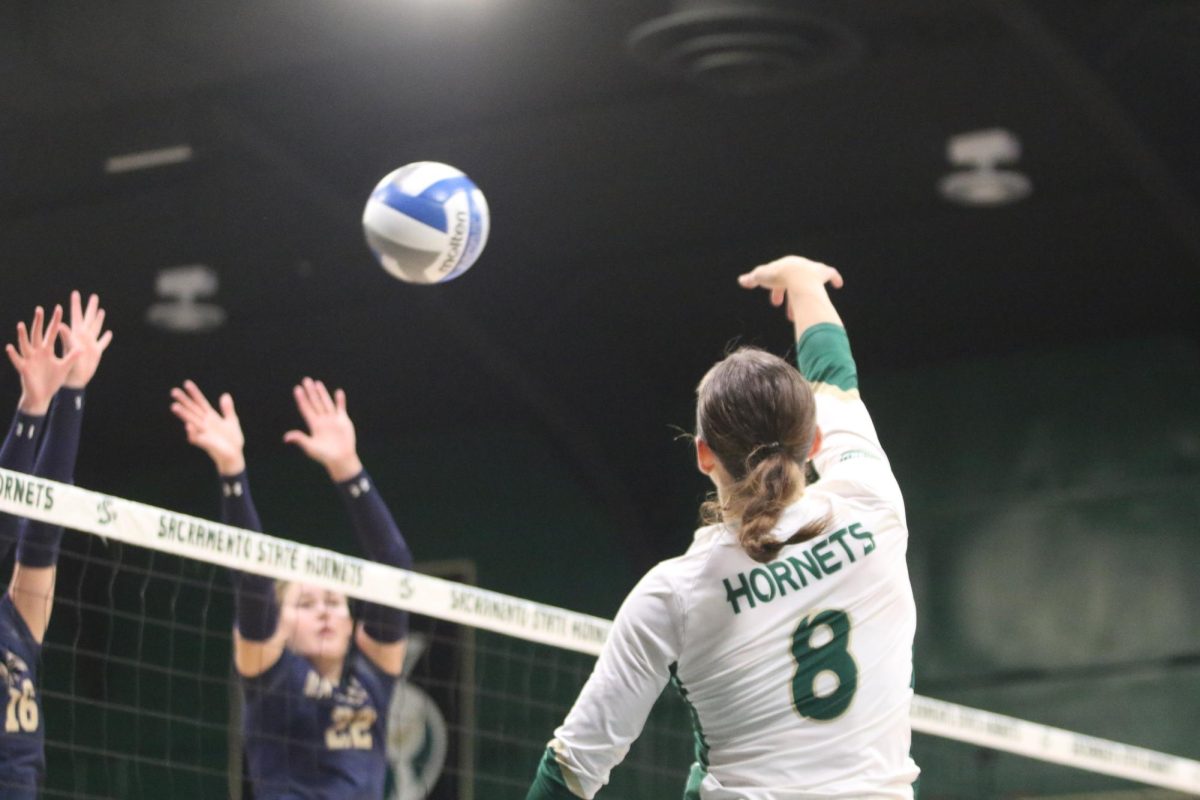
(808, 428, 822, 461)
(696, 439, 718, 475)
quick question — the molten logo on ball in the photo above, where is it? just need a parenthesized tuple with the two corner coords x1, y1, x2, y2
(362, 162, 490, 284)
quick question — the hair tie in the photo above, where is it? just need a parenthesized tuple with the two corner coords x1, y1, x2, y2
(745, 441, 786, 469)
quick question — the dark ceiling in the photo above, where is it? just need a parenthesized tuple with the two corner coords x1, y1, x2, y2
(2, 0, 1198, 571)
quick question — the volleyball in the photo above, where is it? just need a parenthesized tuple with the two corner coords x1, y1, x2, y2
(362, 162, 490, 284)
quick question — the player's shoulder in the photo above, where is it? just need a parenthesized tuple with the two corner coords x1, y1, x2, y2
(812, 468, 906, 519)
(674, 522, 732, 570)
(806, 481, 908, 541)
(688, 521, 726, 551)
(634, 524, 731, 603)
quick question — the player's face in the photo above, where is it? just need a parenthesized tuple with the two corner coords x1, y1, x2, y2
(281, 583, 353, 662)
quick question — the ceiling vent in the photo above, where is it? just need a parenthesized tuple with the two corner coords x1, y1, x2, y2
(627, 0, 865, 94)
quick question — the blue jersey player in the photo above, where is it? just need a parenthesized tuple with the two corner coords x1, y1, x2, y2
(1, 295, 112, 798)
(170, 376, 412, 800)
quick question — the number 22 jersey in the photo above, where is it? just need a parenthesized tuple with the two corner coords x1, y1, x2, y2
(242, 648, 396, 800)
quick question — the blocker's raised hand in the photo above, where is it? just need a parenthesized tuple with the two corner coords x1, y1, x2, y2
(64, 290, 114, 390)
(6, 304, 79, 416)
(284, 377, 362, 482)
(170, 380, 246, 476)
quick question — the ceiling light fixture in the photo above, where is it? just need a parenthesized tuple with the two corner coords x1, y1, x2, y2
(938, 129, 1032, 207)
(146, 264, 226, 333)
(104, 145, 194, 175)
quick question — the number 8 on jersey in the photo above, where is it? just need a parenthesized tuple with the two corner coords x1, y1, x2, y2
(791, 609, 858, 721)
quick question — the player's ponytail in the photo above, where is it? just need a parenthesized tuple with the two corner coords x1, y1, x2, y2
(696, 347, 827, 563)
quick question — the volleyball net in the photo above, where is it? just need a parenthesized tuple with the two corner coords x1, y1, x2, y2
(2, 466, 1198, 799)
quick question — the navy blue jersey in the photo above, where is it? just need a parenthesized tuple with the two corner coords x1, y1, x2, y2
(243, 648, 396, 800)
(0, 593, 43, 799)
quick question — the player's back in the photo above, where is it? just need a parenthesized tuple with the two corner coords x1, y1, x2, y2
(533, 318, 921, 800)
(668, 479, 918, 799)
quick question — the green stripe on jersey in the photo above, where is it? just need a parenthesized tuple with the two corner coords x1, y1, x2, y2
(796, 323, 858, 392)
(669, 663, 710, 768)
(670, 662, 711, 799)
(525, 748, 581, 800)
(683, 761, 705, 800)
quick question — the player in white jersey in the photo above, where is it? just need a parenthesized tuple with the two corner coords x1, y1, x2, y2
(525, 256, 920, 800)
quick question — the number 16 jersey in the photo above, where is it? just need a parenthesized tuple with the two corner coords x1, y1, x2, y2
(1, 593, 42, 799)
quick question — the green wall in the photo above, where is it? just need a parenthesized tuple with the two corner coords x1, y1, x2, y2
(873, 337, 1200, 796)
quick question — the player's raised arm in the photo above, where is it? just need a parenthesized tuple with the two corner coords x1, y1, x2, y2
(739, 256, 901, 507)
(10, 293, 111, 642)
(170, 380, 286, 677)
(1, 305, 73, 564)
(284, 378, 412, 676)
(1, 297, 103, 799)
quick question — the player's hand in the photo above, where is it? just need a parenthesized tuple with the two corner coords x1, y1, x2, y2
(170, 380, 246, 476)
(283, 377, 362, 482)
(6, 305, 80, 416)
(64, 291, 114, 389)
(737, 256, 843, 320)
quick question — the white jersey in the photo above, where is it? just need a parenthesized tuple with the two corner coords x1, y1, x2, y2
(547, 326, 920, 799)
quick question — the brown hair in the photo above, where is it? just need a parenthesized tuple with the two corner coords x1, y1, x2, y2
(696, 347, 827, 562)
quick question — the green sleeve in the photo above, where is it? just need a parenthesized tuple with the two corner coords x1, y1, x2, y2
(796, 322, 858, 392)
(526, 748, 583, 800)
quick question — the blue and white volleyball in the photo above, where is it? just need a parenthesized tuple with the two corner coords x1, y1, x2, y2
(362, 162, 490, 284)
